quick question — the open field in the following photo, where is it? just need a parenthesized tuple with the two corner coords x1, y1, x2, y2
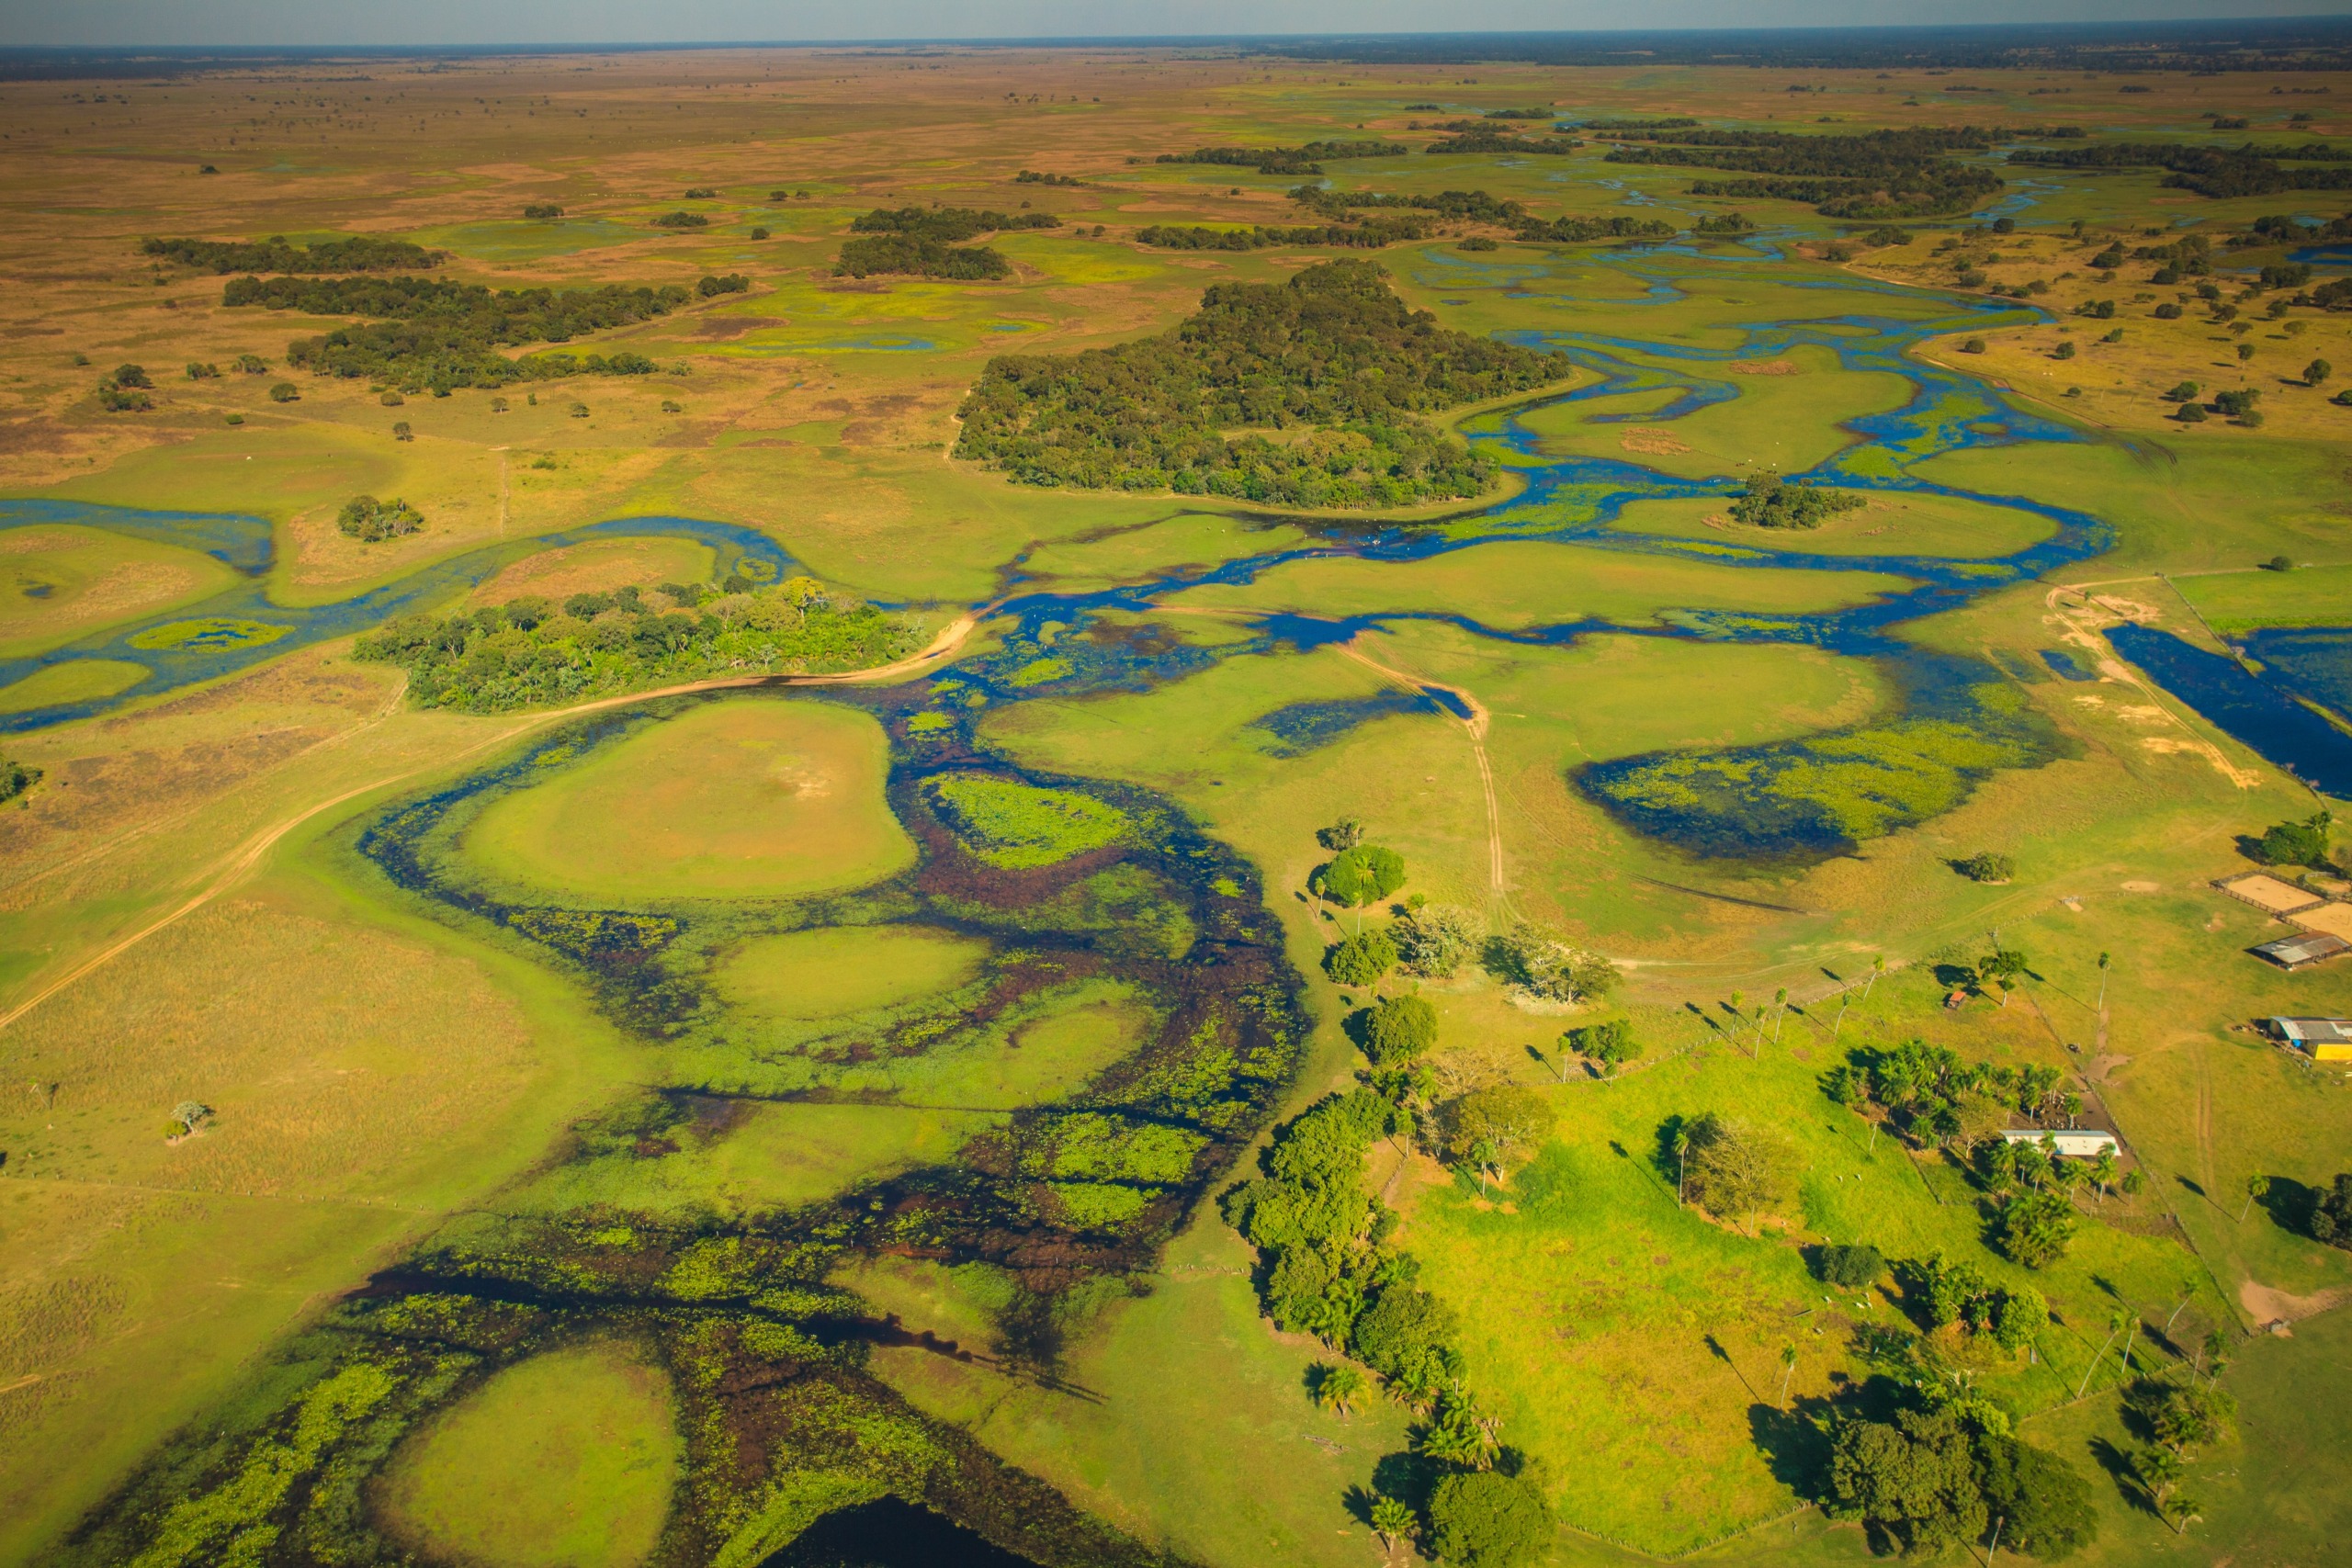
(2, 34, 2352, 1568)
(463, 696, 911, 902)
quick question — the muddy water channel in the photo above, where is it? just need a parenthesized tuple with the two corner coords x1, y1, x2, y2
(47, 243, 2351, 1564)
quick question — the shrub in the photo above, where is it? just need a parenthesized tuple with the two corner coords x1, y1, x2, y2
(1996, 1190, 2077, 1269)
(748, 226, 770, 239)
(684, 186, 718, 198)
(1325, 930, 1397, 987)
(2154, 301, 2182, 319)
(269, 381, 299, 402)
(0, 755, 41, 803)
(1363, 994, 1438, 1065)
(1428, 1471, 1551, 1568)
(2255, 810, 2332, 869)
(696, 272, 751, 297)
(2175, 402, 2208, 423)
(1961, 337, 1986, 353)
(234, 354, 268, 373)
(186, 360, 220, 379)
(2052, 341, 2075, 360)
(379, 390, 403, 406)
(391, 422, 413, 442)
(651, 210, 709, 228)
(1955, 851, 2014, 883)
(522, 202, 563, 219)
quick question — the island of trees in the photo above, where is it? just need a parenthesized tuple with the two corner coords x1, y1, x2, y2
(1595, 125, 2018, 218)
(953, 258, 1564, 509)
(141, 234, 445, 273)
(834, 206, 1059, 279)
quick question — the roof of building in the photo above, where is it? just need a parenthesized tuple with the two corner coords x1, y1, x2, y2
(2270, 1017, 2352, 1045)
(2253, 931, 2352, 969)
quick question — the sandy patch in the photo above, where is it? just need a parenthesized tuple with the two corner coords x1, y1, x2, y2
(1730, 358, 1800, 376)
(2240, 1279, 2350, 1330)
(1621, 427, 1690, 456)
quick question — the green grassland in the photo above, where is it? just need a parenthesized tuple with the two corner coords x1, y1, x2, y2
(7, 42, 2352, 1568)
(1499, 345, 1915, 482)
(380, 1341, 683, 1568)
(2170, 563, 2352, 634)
(1609, 491, 2058, 560)
(0, 525, 240, 658)
(0, 658, 147, 714)
(463, 697, 913, 902)
(1162, 540, 1916, 630)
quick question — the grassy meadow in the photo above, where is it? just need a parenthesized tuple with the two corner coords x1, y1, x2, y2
(1, 38, 2350, 1568)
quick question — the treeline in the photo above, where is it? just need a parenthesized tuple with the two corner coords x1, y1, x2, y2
(221, 276, 687, 390)
(1281, 184, 1672, 245)
(142, 234, 444, 273)
(835, 206, 1058, 279)
(1604, 126, 2010, 218)
(954, 259, 1560, 510)
(1135, 217, 1434, 251)
(2007, 141, 2352, 198)
(1424, 126, 1577, 156)
(1153, 139, 1407, 175)
(1510, 213, 1677, 243)
(352, 578, 914, 713)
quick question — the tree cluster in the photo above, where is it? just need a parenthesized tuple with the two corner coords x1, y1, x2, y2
(1603, 126, 2011, 218)
(953, 259, 1560, 509)
(95, 363, 153, 412)
(1728, 472, 1868, 528)
(221, 274, 684, 391)
(2009, 140, 2352, 198)
(1154, 140, 1406, 175)
(1389, 901, 1484, 978)
(0, 753, 39, 803)
(141, 234, 444, 273)
(2252, 809, 2334, 870)
(336, 494, 424, 543)
(1424, 127, 1577, 156)
(1825, 1038, 2077, 1149)
(1828, 1404, 2095, 1559)
(1484, 922, 1619, 1005)
(352, 577, 913, 713)
(835, 209, 1055, 279)
(1899, 1251, 2049, 1346)
(1135, 217, 1436, 251)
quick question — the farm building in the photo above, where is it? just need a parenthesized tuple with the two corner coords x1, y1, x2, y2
(1998, 1129, 2120, 1158)
(2252, 931, 2352, 971)
(2267, 1018, 2352, 1062)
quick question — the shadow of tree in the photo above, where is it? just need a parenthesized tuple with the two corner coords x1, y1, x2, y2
(1748, 1392, 1837, 1501)
(2257, 1173, 2319, 1236)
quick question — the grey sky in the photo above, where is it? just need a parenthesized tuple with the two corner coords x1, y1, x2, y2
(2, 2, 2346, 50)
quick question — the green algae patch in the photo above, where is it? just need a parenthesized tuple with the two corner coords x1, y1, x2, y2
(929, 775, 1131, 868)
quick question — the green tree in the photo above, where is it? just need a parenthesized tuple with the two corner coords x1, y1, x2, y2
(1440, 1086, 1557, 1184)
(1313, 1363, 1366, 1417)
(1317, 844, 1406, 928)
(1826, 1408, 1987, 1556)
(2312, 1172, 2352, 1247)
(269, 381, 300, 402)
(1977, 1432, 2098, 1559)
(1997, 1190, 2078, 1269)
(1565, 1017, 1640, 1077)
(1325, 930, 1397, 987)
(1993, 1285, 2048, 1353)
(1778, 1342, 1799, 1409)
(1681, 1112, 1791, 1223)
(1369, 1493, 1417, 1554)
(1815, 1243, 1884, 1291)
(1317, 815, 1366, 851)
(2241, 1173, 2270, 1224)
(2255, 810, 2332, 870)
(1393, 903, 1481, 978)
(1486, 923, 1617, 1004)
(2308, 357, 2333, 385)
(1427, 1471, 1551, 1568)
(2088, 1149, 2119, 1201)
(1364, 994, 1438, 1066)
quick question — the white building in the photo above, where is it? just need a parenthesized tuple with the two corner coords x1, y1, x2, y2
(1999, 1128, 2120, 1159)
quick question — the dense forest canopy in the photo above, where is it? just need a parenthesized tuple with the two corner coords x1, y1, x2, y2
(2007, 141, 2352, 197)
(220, 275, 686, 389)
(1154, 140, 1407, 175)
(141, 234, 444, 273)
(953, 258, 1562, 509)
(833, 206, 1057, 279)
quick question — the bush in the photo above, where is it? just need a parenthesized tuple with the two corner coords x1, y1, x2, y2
(651, 210, 709, 228)
(1996, 1190, 2077, 1269)
(1325, 930, 1397, 987)
(2052, 341, 2076, 361)
(748, 226, 770, 240)
(1961, 337, 1986, 353)
(1364, 994, 1437, 1065)
(1459, 235, 1498, 251)
(2175, 402, 2208, 423)
(337, 495, 424, 542)
(391, 421, 413, 442)
(1815, 1242, 1884, 1290)
(1351, 1285, 1457, 1387)
(1955, 851, 2015, 883)
(1566, 1016, 1639, 1074)
(696, 272, 750, 297)
(522, 202, 563, 219)
(269, 381, 299, 402)
(112, 363, 153, 389)
(2154, 301, 2182, 319)
(186, 360, 220, 379)
(1428, 1470, 1551, 1568)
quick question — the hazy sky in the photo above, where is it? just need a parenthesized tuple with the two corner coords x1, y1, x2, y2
(3, 1, 2346, 50)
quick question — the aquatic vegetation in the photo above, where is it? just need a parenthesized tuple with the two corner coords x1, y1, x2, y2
(126, 616, 288, 651)
(929, 775, 1133, 868)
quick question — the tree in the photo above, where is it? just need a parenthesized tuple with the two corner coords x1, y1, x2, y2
(1486, 923, 1618, 1005)
(1956, 851, 2015, 883)
(1440, 1087, 1556, 1183)
(111, 363, 153, 389)
(337, 496, 424, 543)
(1317, 844, 1406, 928)
(2133, 1380, 2235, 1456)
(1826, 1408, 1987, 1556)
(1351, 1286, 1458, 1393)
(1681, 1112, 1790, 1223)
(2095, 951, 2110, 1018)
(269, 381, 300, 402)
(1992, 1285, 2048, 1353)
(2088, 1149, 2118, 1201)
(1326, 930, 1397, 987)
(1393, 903, 1481, 978)
(1314, 1363, 1367, 1417)
(2310, 1172, 2352, 1247)
(2240, 1173, 2270, 1224)
(2308, 357, 2334, 386)
(2053, 340, 2076, 360)
(1365, 995, 1439, 1066)
(1369, 1492, 1417, 1554)
(1975, 947, 2030, 1007)
(1977, 1433, 2099, 1559)
(1779, 1342, 1799, 1409)
(1566, 1017, 1640, 1077)
(1815, 1243, 1884, 1291)
(2132, 1446, 2190, 1531)
(2255, 810, 2332, 870)
(1427, 1471, 1551, 1568)
(1997, 1190, 2078, 1269)
(2176, 401, 2208, 423)
(1673, 1127, 1691, 1204)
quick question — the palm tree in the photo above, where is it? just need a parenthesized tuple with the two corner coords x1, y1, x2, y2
(2096, 950, 2111, 1019)
(1771, 987, 1790, 1048)
(1674, 1128, 1691, 1204)
(1778, 1342, 1798, 1410)
(2241, 1173, 2270, 1223)
(2077, 1308, 2131, 1399)
(2089, 1149, 2119, 1201)
(1317, 1365, 1366, 1418)
(1728, 989, 1745, 1039)
(1369, 1494, 1416, 1556)
(1864, 953, 1885, 1000)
